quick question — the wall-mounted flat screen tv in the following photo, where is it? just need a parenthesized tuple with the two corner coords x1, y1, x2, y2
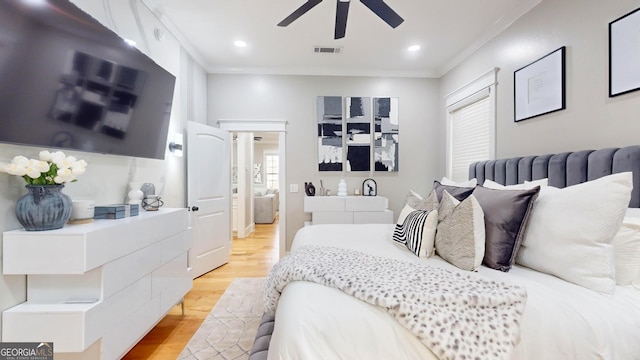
(0, 0, 176, 160)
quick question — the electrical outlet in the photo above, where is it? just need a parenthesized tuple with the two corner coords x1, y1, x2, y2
(290, 184, 299, 193)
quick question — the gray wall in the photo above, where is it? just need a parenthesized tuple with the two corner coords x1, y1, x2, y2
(439, 0, 640, 175)
(207, 74, 440, 249)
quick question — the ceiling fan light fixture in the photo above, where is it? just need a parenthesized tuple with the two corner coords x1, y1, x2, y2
(279, 0, 404, 40)
(408, 45, 421, 52)
(234, 40, 247, 48)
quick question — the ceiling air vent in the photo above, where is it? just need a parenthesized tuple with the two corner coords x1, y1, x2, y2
(314, 46, 343, 54)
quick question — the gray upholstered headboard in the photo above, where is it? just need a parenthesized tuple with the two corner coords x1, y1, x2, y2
(469, 145, 640, 208)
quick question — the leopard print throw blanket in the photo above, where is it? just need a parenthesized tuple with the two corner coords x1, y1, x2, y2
(265, 245, 527, 360)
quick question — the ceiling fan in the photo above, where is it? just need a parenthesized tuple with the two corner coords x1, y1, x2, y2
(278, 0, 404, 39)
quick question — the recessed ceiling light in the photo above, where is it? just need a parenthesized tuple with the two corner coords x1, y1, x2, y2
(408, 45, 421, 52)
(234, 40, 247, 48)
(124, 39, 137, 47)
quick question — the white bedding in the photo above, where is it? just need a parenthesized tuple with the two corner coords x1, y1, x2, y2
(268, 224, 640, 360)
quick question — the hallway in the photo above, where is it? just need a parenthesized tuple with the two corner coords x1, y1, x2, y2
(124, 219, 280, 359)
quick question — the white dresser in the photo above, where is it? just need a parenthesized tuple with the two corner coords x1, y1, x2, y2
(2, 208, 192, 360)
(304, 196, 393, 225)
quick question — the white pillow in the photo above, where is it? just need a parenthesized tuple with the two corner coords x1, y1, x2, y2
(396, 203, 416, 225)
(612, 209, 640, 286)
(516, 172, 633, 294)
(483, 178, 548, 190)
(440, 177, 477, 188)
(435, 191, 485, 271)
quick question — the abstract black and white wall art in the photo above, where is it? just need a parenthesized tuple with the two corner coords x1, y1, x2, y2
(345, 97, 372, 171)
(317, 96, 343, 171)
(316, 96, 399, 172)
(374, 97, 399, 172)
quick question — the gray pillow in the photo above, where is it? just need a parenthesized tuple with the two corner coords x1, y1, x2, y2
(471, 185, 540, 272)
(433, 181, 475, 202)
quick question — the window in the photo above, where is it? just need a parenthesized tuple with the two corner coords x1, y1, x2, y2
(265, 154, 279, 189)
(445, 69, 497, 182)
(448, 93, 491, 181)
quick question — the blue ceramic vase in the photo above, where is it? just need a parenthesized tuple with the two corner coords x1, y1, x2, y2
(15, 185, 72, 231)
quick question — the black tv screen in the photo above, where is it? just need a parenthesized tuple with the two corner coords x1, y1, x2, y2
(0, 0, 176, 160)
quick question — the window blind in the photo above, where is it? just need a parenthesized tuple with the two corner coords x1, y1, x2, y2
(448, 94, 491, 182)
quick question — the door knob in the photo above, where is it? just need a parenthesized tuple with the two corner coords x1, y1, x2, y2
(191, 206, 199, 211)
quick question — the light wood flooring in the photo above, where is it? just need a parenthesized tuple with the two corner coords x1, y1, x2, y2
(123, 219, 280, 359)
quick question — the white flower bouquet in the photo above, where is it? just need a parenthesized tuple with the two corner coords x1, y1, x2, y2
(0, 150, 88, 185)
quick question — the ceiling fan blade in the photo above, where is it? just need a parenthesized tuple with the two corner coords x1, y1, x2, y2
(359, 0, 404, 28)
(334, 0, 350, 39)
(278, 0, 323, 27)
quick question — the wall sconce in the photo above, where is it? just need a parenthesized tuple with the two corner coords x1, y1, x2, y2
(168, 133, 183, 157)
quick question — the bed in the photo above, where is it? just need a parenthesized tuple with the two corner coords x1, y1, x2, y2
(253, 146, 640, 360)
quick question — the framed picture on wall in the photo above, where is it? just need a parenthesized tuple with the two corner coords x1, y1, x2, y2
(373, 97, 399, 172)
(609, 7, 640, 97)
(345, 96, 372, 172)
(317, 96, 343, 171)
(514, 46, 566, 122)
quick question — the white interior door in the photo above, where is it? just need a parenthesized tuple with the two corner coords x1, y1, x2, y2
(187, 121, 231, 278)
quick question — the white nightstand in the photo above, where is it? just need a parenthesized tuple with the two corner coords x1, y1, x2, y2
(304, 196, 393, 225)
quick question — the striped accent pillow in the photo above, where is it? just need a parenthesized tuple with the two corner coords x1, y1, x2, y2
(393, 209, 438, 257)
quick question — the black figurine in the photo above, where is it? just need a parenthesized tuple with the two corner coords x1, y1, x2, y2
(305, 182, 316, 196)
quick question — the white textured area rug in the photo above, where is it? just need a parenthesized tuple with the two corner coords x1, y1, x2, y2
(179, 277, 266, 360)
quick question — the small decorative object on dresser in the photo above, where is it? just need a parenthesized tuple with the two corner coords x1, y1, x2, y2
(362, 178, 377, 196)
(305, 182, 316, 196)
(70, 200, 95, 222)
(0, 150, 87, 231)
(318, 180, 326, 196)
(94, 204, 139, 218)
(140, 182, 156, 197)
(337, 179, 347, 197)
(141, 195, 164, 211)
(16, 185, 72, 230)
(127, 182, 145, 205)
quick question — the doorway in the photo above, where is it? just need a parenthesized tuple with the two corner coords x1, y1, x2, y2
(219, 119, 287, 259)
(252, 132, 281, 221)
(232, 132, 281, 238)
